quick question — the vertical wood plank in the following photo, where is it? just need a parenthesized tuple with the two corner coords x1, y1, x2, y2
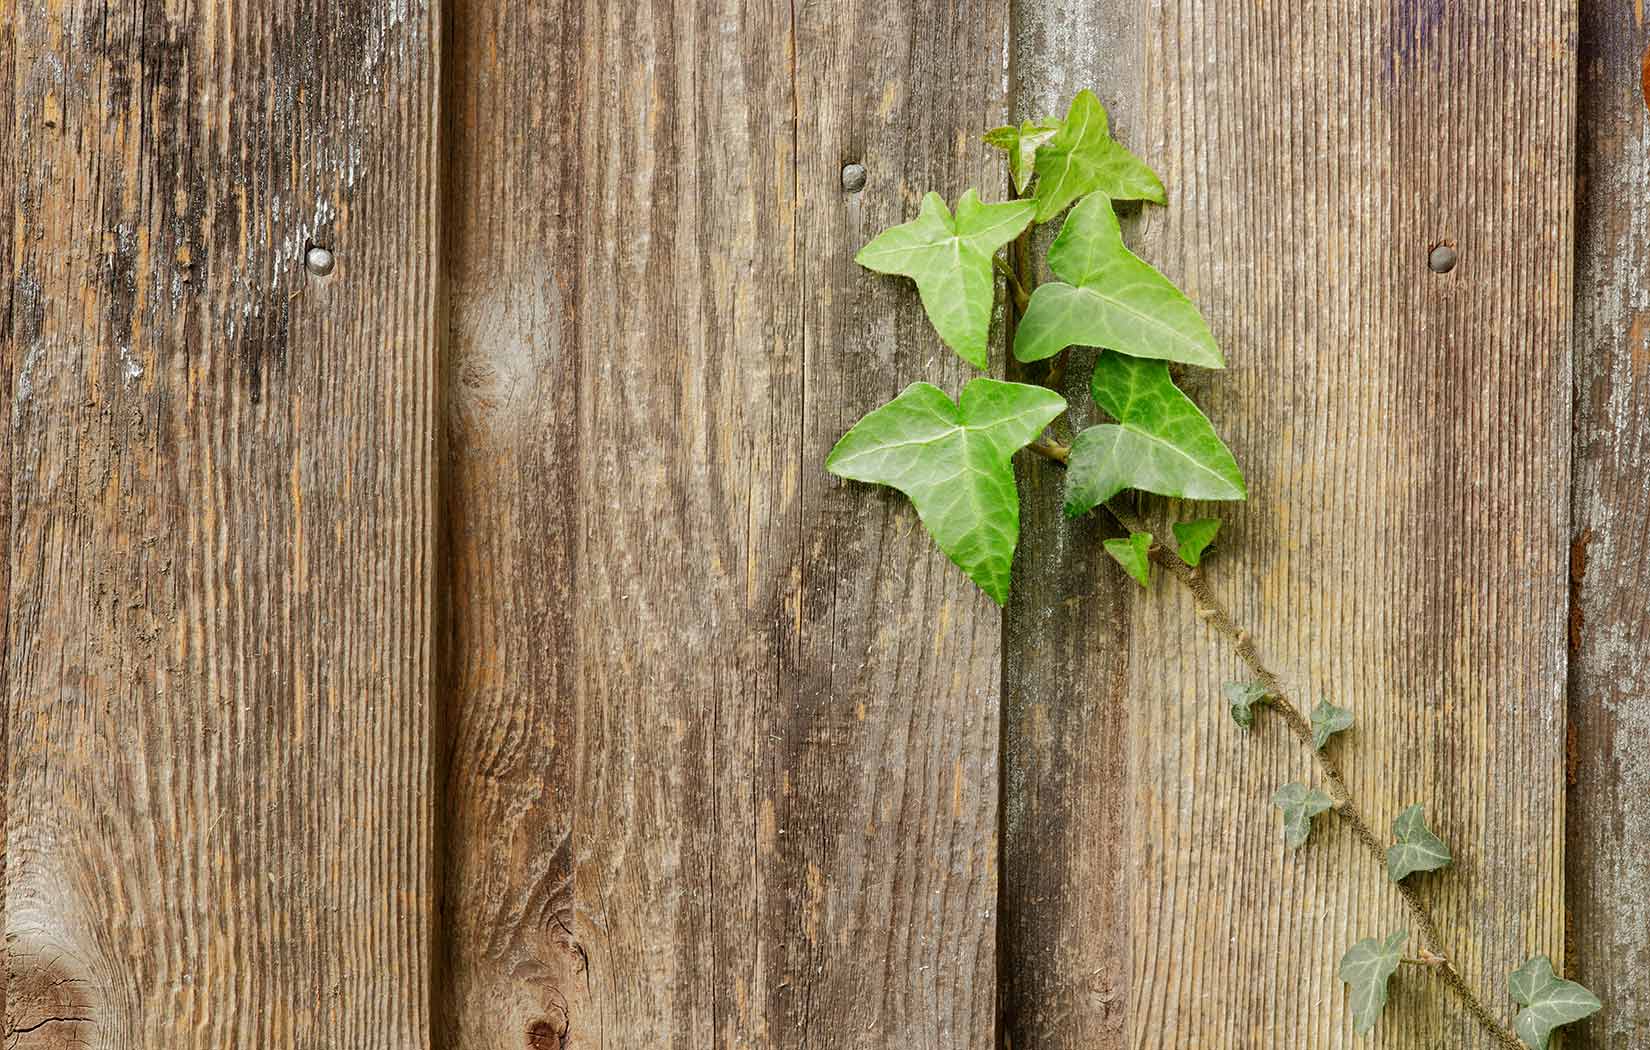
(557, 0, 1007, 1045)
(998, 5, 1140, 1047)
(0, 0, 14, 1019)
(1023, 3, 1575, 1045)
(1570, 5, 1650, 1044)
(789, 6, 1006, 1042)
(3, 2, 438, 1044)
(437, 3, 587, 1047)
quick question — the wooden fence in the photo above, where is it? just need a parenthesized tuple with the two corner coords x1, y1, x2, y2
(1, 0, 1644, 1046)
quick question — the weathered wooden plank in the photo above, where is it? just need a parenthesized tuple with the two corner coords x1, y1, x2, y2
(998, 4, 1140, 1047)
(557, 1, 1007, 1045)
(3, 2, 438, 1045)
(1570, 5, 1650, 1044)
(1031, 3, 1574, 1046)
(437, 3, 587, 1046)
(0, 0, 14, 1021)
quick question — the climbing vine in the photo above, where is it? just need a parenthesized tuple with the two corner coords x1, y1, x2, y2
(825, 89, 1600, 1047)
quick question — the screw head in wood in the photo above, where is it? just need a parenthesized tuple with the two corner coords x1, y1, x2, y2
(841, 163, 867, 193)
(305, 245, 336, 277)
(1428, 243, 1457, 274)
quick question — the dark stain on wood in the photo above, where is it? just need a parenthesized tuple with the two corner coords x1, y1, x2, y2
(1641, 39, 1650, 114)
(1569, 526, 1592, 655)
(1389, 0, 1448, 71)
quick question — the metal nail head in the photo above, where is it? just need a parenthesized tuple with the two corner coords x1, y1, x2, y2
(1428, 243, 1457, 274)
(305, 245, 336, 277)
(841, 163, 867, 193)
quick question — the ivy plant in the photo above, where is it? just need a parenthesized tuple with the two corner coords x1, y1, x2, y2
(825, 89, 1600, 1047)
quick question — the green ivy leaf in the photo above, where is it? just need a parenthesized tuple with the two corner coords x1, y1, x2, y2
(855, 190, 1037, 369)
(1172, 518, 1221, 566)
(1311, 700, 1355, 751)
(1340, 930, 1408, 1035)
(1509, 956, 1602, 1049)
(1271, 783, 1336, 849)
(1386, 804, 1452, 882)
(984, 118, 1060, 195)
(825, 379, 1066, 605)
(1032, 89, 1166, 222)
(1103, 531, 1152, 588)
(1062, 353, 1246, 517)
(1014, 194, 1222, 367)
(1224, 680, 1269, 729)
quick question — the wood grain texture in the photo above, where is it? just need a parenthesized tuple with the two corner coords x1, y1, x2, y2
(997, 4, 1141, 1047)
(0, 0, 13, 1022)
(437, 3, 587, 1047)
(559, 1, 1007, 1045)
(1066, 3, 1575, 1046)
(1570, 5, 1650, 1045)
(3, 2, 438, 1045)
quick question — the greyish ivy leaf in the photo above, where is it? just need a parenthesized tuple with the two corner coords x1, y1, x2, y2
(825, 378, 1066, 605)
(1224, 680, 1270, 729)
(1014, 194, 1223, 367)
(1386, 804, 1452, 882)
(1311, 700, 1355, 751)
(1032, 89, 1166, 222)
(984, 118, 1060, 195)
(1172, 518, 1221, 566)
(1509, 956, 1602, 1049)
(1340, 930, 1408, 1036)
(855, 190, 1037, 369)
(1271, 783, 1336, 849)
(1103, 531, 1152, 588)
(1062, 353, 1246, 517)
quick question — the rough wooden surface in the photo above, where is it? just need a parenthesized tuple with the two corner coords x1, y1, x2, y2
(0, 1, 1605, 1046)
(1570, 5, 1650, 1045)
(998, 4, 1139, 1047)
(3, 2, 438, 1045)
(487, 2, 1012, 1046)
(437, 3, 586, 1046)
(1094, 3, 1574, 1046)
(0, 0, 14, 1022)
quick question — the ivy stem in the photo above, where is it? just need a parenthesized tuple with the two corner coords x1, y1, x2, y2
(1026, 438, 1070, 465)
(995, 255, 1031, 314)
(1095, 498, 1525, 1050)
(1045, 349, 1070, 396)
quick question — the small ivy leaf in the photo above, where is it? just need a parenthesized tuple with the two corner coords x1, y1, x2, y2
(1509, 956, 1602, 1049)
(1103, 531, 1152, 587)
(1386, 804, 1452, 882)
(1172, 518, 1221, 566)
(1271, 783, 1336, 849)
(1014, 194, 1223, 367)
(825, 379, 1066, 605)
(984, 118, 1060, 195)
(1340, 930, 1408, 1035)
(1031, 89, 1165, 222)
(855, 190, 1037, 368)
(1062, 353, 1246, 517)
(1223, 680, 1269, 729)
(1310, 700, 1355, 751)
